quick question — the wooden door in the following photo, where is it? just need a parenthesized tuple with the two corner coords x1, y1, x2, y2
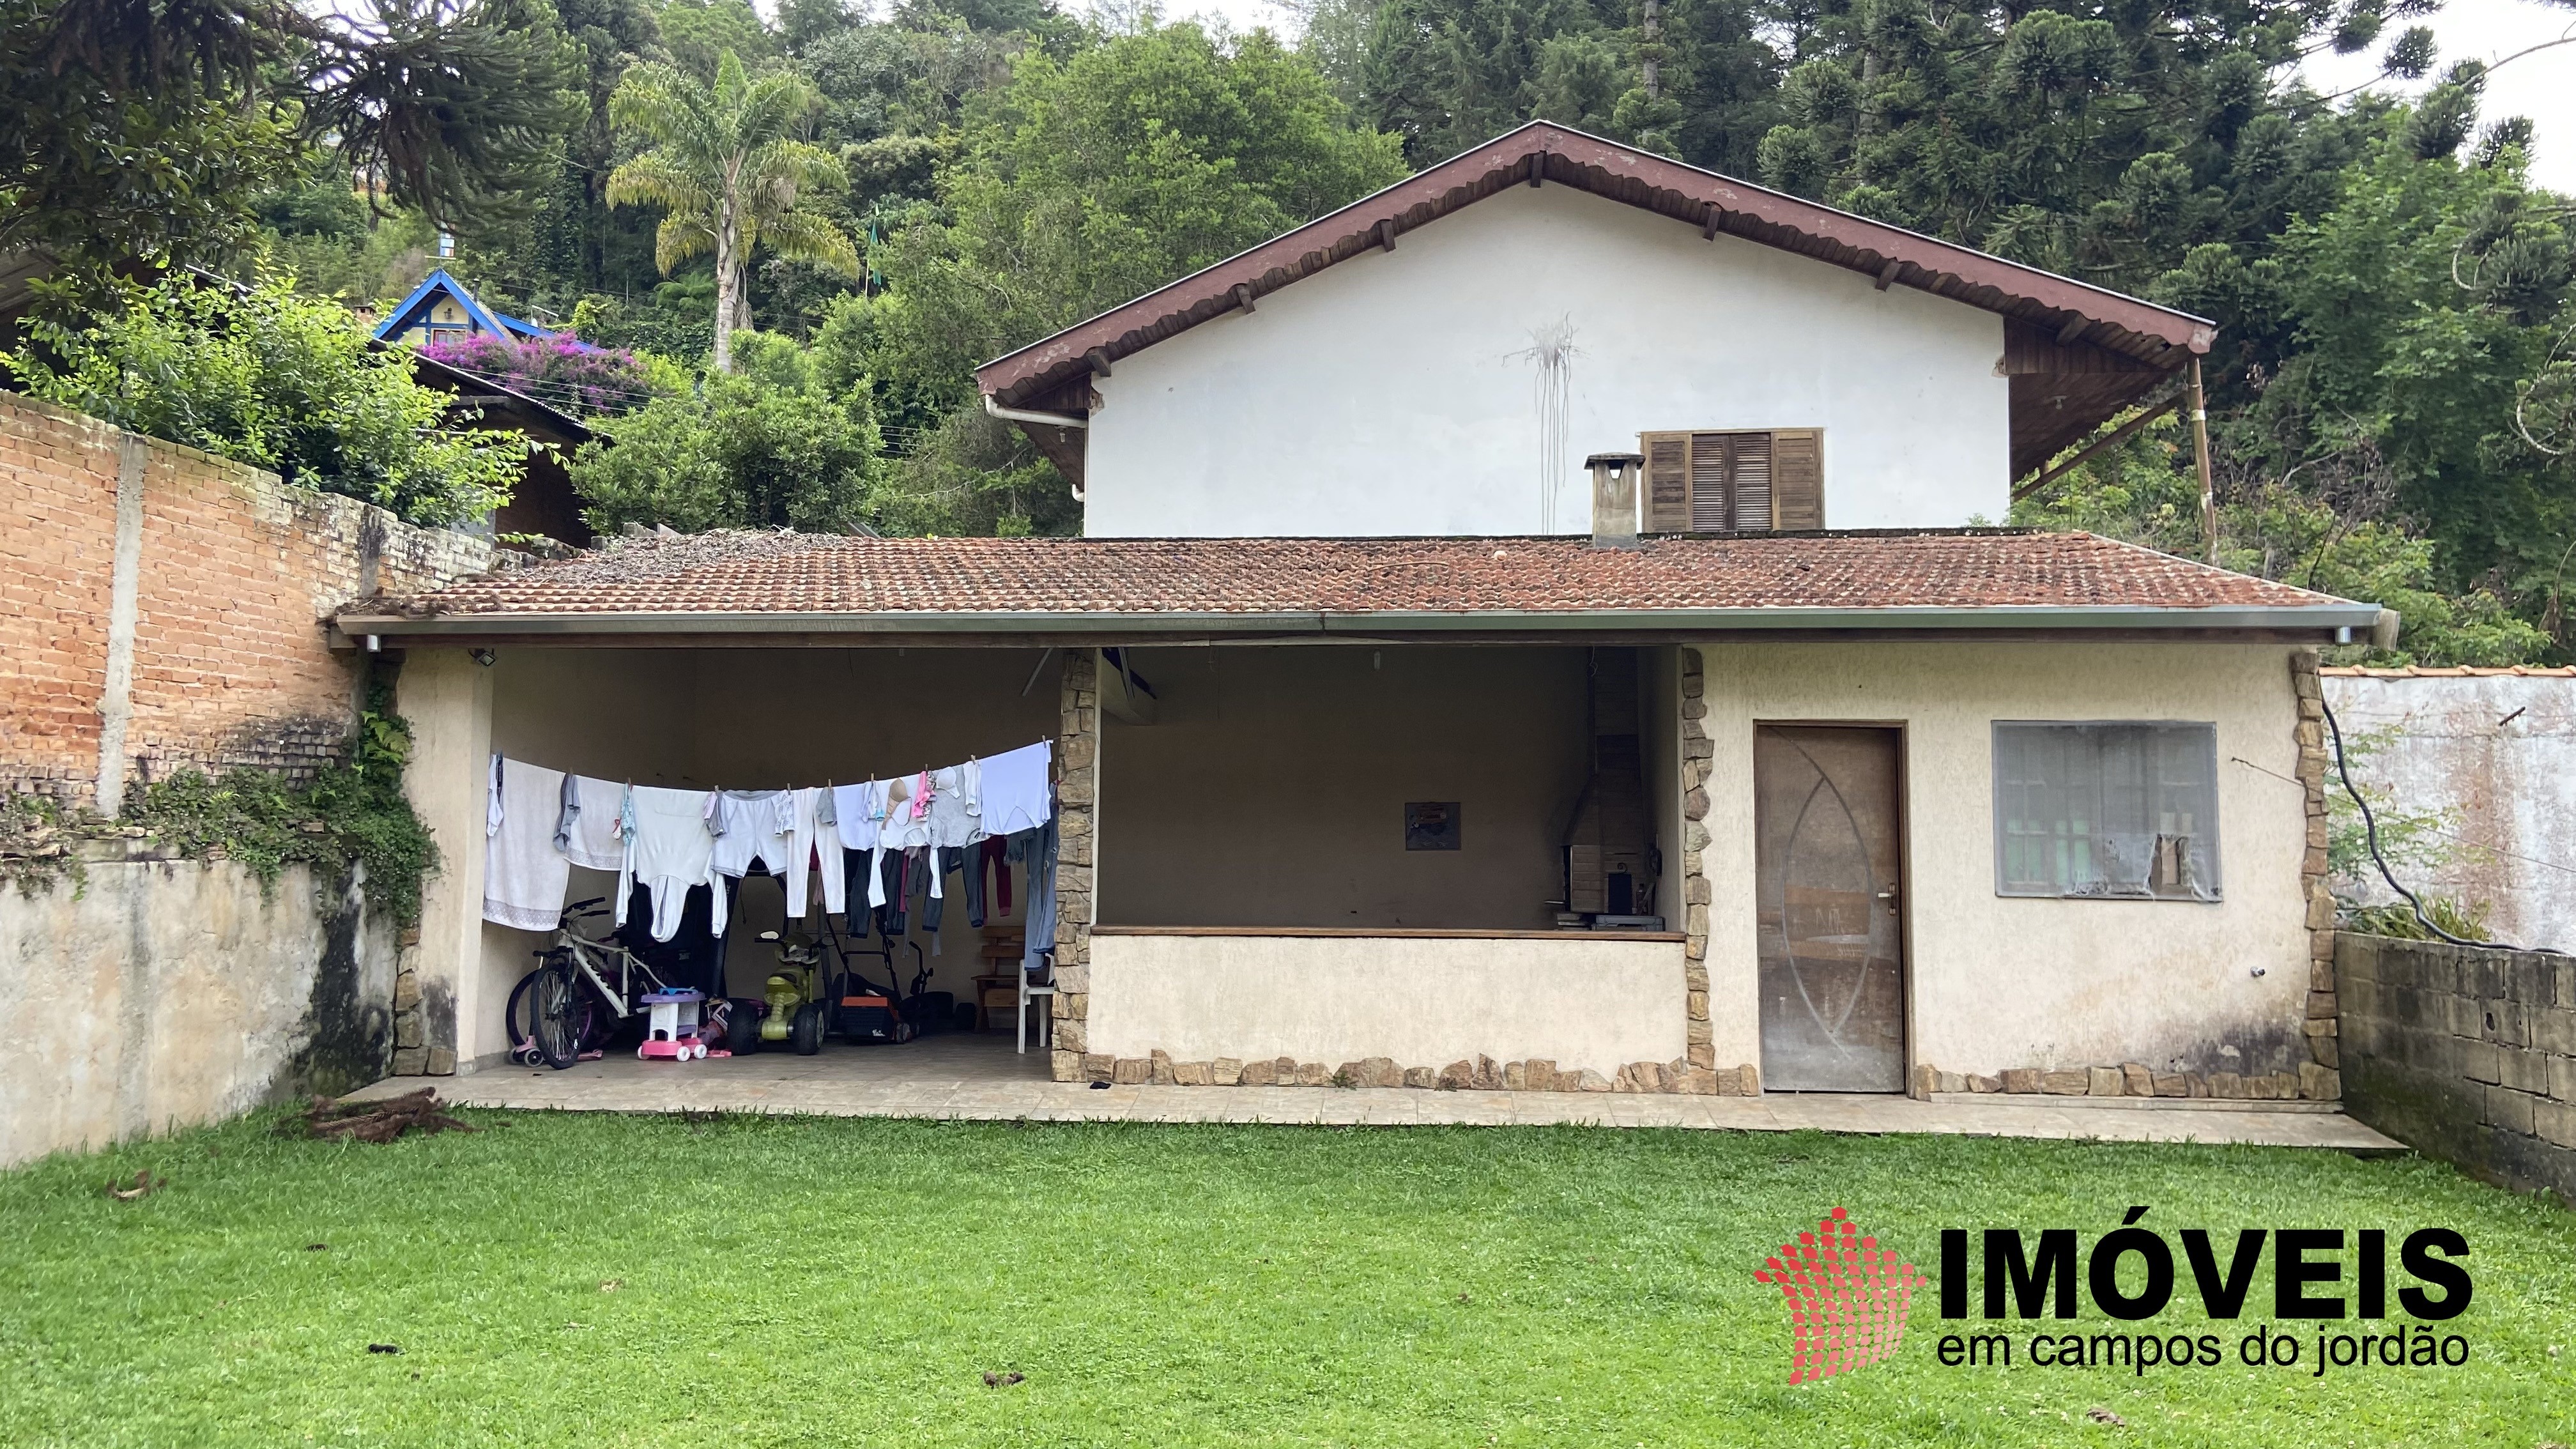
(1755, 726, 1906, 1091)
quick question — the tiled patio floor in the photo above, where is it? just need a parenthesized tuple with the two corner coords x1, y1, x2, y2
(343, 1032, 2404, 1151)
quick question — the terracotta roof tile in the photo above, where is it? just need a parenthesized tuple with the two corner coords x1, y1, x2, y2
(351, 530, 2358, 627)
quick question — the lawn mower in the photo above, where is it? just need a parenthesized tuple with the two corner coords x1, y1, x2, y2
(754, 916, 920, 1054)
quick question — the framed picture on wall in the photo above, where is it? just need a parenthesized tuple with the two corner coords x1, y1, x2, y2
(1404, 801, 1460, 851)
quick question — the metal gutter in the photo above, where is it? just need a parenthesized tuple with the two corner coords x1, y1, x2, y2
(335, 602, 2385, 639)
(982, 394, 1088, 430)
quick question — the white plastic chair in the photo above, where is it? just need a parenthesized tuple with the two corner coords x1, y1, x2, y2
(1018, 951, 1055, 1054)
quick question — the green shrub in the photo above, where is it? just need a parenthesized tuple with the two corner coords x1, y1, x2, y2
(10, 273, 526, 526)
(568, 330, 881, 533)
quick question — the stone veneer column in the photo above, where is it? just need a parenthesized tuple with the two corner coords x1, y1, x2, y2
(2292, 649, 2342, 1099)
(1678, 648, 1722, 1076)
(1049, 649, 1100, 1082)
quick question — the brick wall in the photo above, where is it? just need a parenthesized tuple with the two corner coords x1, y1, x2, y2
(2339, 933, 2576, 1204)
(2, 397, 120, 798)
(1, 393, 494, 805)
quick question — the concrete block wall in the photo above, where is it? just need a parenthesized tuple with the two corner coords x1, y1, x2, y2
(1, 392, 493, 809)
(2339, 933, 2576, 1204)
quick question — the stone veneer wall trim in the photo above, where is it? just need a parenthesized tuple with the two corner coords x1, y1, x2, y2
(1052, 649, 1099, 1082)
(1922, 1062, 2324, 1100)
(2292, 648, 2343, 1098)
(1676, 646, 1740, 1084)
(1094, 1052, 1758, 1094)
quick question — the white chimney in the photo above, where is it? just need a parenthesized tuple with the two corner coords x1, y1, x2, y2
(1584, 452, 1643, 549)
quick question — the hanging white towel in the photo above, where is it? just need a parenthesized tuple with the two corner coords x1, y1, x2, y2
(484, 756, 572, 931)
(979, 740, 1052, 836)
(620, 785, 724, 943)
(556, 775, 631, 873)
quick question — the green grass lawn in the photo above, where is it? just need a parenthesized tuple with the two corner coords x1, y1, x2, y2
(3, 1110, 2571, 1448)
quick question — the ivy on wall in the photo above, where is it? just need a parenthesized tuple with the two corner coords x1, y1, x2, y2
(0, 664, 440, 924)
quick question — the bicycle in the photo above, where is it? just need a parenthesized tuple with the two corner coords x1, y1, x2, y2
(506, 896, 688, 1070)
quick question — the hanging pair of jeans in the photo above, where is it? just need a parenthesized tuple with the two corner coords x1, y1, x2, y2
(843, 847, 907, 939)
(926, 846, 962, 944)
(965, 836, 1012, 926)
(1020, 816, 1059, 979)
(874, 847, 910, 938)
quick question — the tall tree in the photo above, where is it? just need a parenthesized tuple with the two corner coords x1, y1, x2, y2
(852, 20, 1407, 533)
(870, 21, 1407, 416)
(606, 48, 862, 371)
(0, 0, 582, 271)
(529, 0, 668, 299)
(1349, 0, 1778, 171)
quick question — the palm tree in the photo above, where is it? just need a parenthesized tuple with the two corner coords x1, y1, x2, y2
(605, 50, 859, 372)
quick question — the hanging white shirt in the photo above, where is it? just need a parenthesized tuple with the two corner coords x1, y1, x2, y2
(620, 785, 724, 943)
(834, 779, 885, 854)
(978, 740, 1052, 836)
(711, 789, 795, 879)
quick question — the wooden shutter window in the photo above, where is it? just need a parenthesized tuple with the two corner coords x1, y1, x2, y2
(1729, 433, 1772, 531)
(1771, 428, 1822, 530)
(1635, 427, 1822, 533)
(1687, 433, 1730, 532)
(1642, 433, 1690, 533)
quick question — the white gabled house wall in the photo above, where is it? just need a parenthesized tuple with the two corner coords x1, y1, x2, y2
(1080, 182, 2014, 539)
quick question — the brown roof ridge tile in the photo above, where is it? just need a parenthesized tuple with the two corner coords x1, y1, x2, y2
(346, 530, 2370, 625)
(2322, 664, 2576, 678)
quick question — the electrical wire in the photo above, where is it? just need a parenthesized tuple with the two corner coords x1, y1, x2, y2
(2230, 755, 2576, 878)
(425, 362, 668, 411)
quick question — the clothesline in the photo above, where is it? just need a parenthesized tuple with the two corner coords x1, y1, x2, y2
(484, 742, 1057, 976)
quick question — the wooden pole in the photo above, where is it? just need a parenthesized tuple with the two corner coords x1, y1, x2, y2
(2188, 357, 2218, 564)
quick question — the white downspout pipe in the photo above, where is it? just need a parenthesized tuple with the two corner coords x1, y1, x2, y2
(982, 394, 1089, 502)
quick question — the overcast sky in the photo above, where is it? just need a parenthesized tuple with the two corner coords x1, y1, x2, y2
(1132, 0, 2576, 194)
(2298, 0, 2576, 192)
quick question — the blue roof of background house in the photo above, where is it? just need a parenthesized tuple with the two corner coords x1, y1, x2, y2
(372, 269, 556, 344)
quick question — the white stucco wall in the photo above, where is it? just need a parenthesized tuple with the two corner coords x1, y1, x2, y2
(2, 856, 396, 1167)
(1693, 640, 2313, 1080)
(2322, 672, 2576, 951)
(397, 647, 492, 1075)
(1081, 183, 2011, 538)
(1087, 931, 1688, 1075)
